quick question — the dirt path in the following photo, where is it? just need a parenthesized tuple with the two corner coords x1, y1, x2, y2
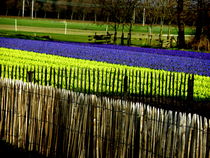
(0, 24, 108, 36)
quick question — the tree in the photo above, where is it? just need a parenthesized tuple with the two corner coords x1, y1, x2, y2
(43, 0, 53, 18)
(99, 0, 121, 44)
(204, 2, 210, 39)
(97, 0, 138, 45)
(141, 0, 160, 46)
(5, 0, 16, 16)
(194, 0, 209, 40)
(33, 1, 42, 18)
(55, 0, 68, 19)
(177, 0, 186, 48)
(125, 0, 139, 46)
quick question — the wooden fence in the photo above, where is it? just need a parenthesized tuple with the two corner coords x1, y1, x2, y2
(0, 78, 209, 158)
(0, 64, 194, 107)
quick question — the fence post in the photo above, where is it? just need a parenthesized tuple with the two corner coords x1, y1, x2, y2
(45, 67, 48, 86)
(27, 71, 34, 82)
(112, 69, 116, 95)
(49, 67, 52, 86)
(187, 74, 194, 105)
(11, 66, 14, 79)
(124, 71, 128, 100)
(207, 122, 210, 158)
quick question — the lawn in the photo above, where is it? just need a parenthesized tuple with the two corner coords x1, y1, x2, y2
(0, 16, 197, 49)
(0, 16, 195, 35)
(0, 30, 90, 42)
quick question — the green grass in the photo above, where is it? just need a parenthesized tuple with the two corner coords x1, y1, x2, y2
(0, 17, 196, 49)
(0, 29, 152, 47)
(0, 17, 195, 35)
(0, 47, 209, 101)
(0, 30, 90, 43)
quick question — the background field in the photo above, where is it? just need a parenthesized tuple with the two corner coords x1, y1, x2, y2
(0, 17, 195, 34)
(0, 17, 195, 47)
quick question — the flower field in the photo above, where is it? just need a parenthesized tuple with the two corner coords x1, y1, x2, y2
(0, 46, 209, 101)
(0, 37, 210, 76)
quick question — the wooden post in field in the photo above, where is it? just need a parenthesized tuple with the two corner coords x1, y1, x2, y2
(142, 8, 145, 26)
(106, 16, 109, 33)
(64, 22, 67, 35)
(106, 25, 108, 32)
(15, 19, 17, 31)
(27, 71, 34, 82)
(22, 0, 25, 17)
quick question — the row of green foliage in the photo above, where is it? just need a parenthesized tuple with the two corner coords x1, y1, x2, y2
(0, 47, 209, 100)
(0, 17, 195, 35)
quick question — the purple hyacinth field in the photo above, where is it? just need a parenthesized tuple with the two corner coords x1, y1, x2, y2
(0, 37, 210, 76)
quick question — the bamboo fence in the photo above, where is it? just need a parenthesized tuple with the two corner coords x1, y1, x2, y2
(0, 78, 209, 158)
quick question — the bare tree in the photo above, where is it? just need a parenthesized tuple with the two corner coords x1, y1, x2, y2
(99, 0, 121, 44)
(177, 0, 186, 48)
(165, 0, 177, 39)
(34, 1, 41, 18)
(55, 0, 68, 19)
(155, 0, 177, 47)
(125, 0, 139, 46)
(42, 0, 53, 18)
(96, 0, 138, 45)
(5, 0, 16, 16)
(142, 0, 160, 45)
(194, 0, 209, 40)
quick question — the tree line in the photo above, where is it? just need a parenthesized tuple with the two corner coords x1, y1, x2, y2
(0, 0, 209, 49)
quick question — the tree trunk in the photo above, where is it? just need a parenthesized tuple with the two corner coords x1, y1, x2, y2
(177, 0, 185, 49)
(127, 24, 132, 46)
(159, 19, 164, 47)
(6, 9, 8, 16)
(57, 12, 60, 19)
(94, 13, 97, 23)
(167, 22, 171, 40)
(147, 25, 152, 46)
(82, 13, 85, 21)
(114, 23, 117, 44)
(18, 10, 21, 16)
(195, 0, 204, 41)
(121, 24, 125, 45)
(22, 0, 25, 17)
(35, 11, 37, 18)
(31, 0, 34, 19)
(71, 12, 74, 20)
(106, 16, 109, 32)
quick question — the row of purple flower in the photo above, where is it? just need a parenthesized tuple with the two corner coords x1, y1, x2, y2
(54, 41, 210, 60)
(0, 37, 209, 76)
